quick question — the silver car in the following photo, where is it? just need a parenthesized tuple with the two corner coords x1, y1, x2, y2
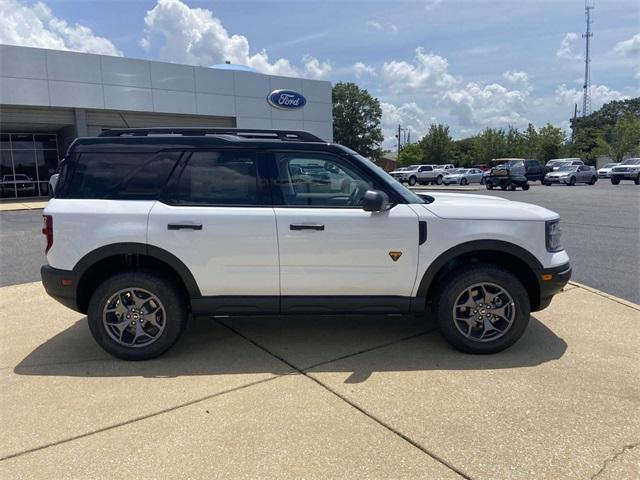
(442, 168, 485, 185)
(544, 165, 597, 186)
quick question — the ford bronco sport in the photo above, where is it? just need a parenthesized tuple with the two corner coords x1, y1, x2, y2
(41, 128, 571, 360)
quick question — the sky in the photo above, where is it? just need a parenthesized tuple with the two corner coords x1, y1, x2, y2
(1, 0, 638, 147)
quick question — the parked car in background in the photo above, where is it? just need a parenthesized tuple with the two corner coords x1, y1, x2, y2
(443, 168, 485, 185)
(610, 158, 640, 185)
(0, 174, 37, 197)
(471, 164, 490, 171)
(545, 158, 584, 171)
(523, 159, 547, 182)
(597, 163, 620, 178)
(485, 159, 530, 191)
(544, 165, 597, 186)
(389, 164, 436, 186)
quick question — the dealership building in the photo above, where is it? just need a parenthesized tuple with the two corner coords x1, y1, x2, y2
(0, 44, 333, 198)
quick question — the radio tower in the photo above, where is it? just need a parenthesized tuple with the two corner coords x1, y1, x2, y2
(582, 0, 594, 117)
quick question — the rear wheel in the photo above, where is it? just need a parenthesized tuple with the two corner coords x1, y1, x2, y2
(87, 270, 188, 360)
(589, 176, 597, 185)
(522, 183, 530, 191)
(433, 265, 531, 354)
(508, 182, 517, 191)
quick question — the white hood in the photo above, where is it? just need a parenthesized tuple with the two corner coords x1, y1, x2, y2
(417, 192, 558, 221)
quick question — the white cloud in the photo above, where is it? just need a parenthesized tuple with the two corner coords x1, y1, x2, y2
(302, 55, 332, 80)
(424, 0, 444, 11)
(381, 102, 433, 148)
(502, 70, 531, 91)
(353, 61, 377, 78)
(366, 20, 397, 34)
(612, 33, 640, 57)
(556, 32, 582, 61)
(441, 81, 532, 130)
(555, 83, 628, 110)
(0, 0, 122, 55)
(382, 47, 459, 95)
(141, 0, 329, 78)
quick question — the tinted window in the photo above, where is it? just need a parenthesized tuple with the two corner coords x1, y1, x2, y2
(66, 151, 179, 199)
(273, 153, 373, 207)
(168, 150, 261, 206)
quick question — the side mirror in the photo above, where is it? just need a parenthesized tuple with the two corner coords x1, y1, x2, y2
(362, 189, 389, 212)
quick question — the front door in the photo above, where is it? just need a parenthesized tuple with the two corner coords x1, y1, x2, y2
(270, 151, 420, 312)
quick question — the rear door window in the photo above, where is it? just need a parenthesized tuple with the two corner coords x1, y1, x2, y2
(166, 150, 266, 206)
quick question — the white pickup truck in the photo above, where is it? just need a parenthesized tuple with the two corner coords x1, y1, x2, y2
(389, 164, 455, 186)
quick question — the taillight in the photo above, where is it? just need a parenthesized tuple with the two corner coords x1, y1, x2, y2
(42, 215, 53, 253)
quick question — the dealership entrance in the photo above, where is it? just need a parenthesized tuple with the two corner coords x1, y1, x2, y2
(0, 133, 60, 198)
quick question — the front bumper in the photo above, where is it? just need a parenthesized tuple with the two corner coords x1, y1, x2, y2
(41, 265, 79, 312)
(611, 172, 638, 180)
(544, 176, 569, 184)
(534, 262, 572, 311)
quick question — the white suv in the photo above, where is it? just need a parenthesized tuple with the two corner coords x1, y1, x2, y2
(42, 128, 571, 360)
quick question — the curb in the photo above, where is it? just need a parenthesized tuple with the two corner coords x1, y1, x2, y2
(568, 281, 640, 311)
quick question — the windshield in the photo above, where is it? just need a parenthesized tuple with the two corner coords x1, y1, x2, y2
(621, 158, 640, 165)
(558, 165, 578, 172)
(347, 153, 424, 204)
(604, 163, 618, 168)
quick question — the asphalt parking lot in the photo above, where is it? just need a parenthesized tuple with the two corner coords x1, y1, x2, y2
(2, 181, 638, 303)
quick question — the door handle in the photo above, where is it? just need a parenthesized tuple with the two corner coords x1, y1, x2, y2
(290, 223, 325, 231)
(167, 223, 202, 231)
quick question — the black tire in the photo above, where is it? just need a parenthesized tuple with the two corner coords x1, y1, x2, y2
(508, 182, 516, 191)
(436, 175, 443, 185)
(635, 174, 640, 185)
(460, 178, 468, 186)
(522, 183, 530, 191)
(611, 177, 620, 185)
(486, 182, 493, 190)
(568, 176, 576, 186)
(588, 176, 597, 185)
(543, 181, 551, 186)
(87, 270, 188, 360)
(433, 265, 531, 354)
(408, 176, 417, 186)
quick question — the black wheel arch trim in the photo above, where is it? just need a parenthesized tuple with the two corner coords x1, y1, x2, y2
(415, 240, 543, 298)
(73, 242, 201, 297)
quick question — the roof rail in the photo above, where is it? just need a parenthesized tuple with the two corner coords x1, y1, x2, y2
(97, 127, 325, 143)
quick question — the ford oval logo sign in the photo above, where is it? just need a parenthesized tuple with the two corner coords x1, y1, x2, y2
(267, 89, 306, 110)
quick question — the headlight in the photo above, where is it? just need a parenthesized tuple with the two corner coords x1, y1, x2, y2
(546, 220, 563, 252)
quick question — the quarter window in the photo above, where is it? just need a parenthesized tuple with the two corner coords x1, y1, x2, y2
(273, 153, 373, 207)
(168, 151, 261, 206)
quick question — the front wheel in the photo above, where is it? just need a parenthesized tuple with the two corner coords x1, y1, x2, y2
(433, 265, 531, 354)
(460, 178, 468, 186)
(522, 183, 530, 191)
(568, 176, 576, 186)
(87, 270, 188, 360)
(435, 175, 443, 185)
(611, 177, 620, 185)
(408, 176, 417, 186)
(589, 176, 597, 185)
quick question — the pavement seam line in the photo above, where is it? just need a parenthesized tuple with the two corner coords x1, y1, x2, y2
(216, 319, 473, 480)
(568, 281, 640, 311)
(0, 375, 285, 462)
(301, 327, 438, 371)
(589, 440, 640, 480)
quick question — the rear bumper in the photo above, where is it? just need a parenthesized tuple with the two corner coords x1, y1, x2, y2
(534, 262, 572, 311)
(41, 265, 79, 312)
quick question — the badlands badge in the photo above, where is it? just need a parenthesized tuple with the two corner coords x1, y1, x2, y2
(388, 251, 402, 262)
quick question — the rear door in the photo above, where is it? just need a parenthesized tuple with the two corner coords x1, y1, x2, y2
(269, 151, 420, 312)
(147, 149, 279, 308)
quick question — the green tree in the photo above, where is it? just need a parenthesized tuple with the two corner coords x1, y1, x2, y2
(536, 124, 565, 162)
(332, 82, 383, 158)
(568, 127, 601, 164)
(418, 124, 455, 164)
(474, 128, 509, 163)
(451, 137, 479, 166)
(596, 114, 640, 161)
(397, 143, 423, 166)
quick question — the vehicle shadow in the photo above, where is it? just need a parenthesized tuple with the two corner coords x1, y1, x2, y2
(14, 314, 567, 382)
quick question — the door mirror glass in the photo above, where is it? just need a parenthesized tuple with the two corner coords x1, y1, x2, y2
(362, 189, 389, 212)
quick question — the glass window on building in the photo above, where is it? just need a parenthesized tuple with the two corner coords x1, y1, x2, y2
(0, 133, 60, 198)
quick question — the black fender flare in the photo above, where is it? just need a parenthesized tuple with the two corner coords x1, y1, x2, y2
(415, 240, 543, 298)
(73, 242, 201, 297)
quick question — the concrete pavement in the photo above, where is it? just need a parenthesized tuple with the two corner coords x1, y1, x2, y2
(0, 281, 638, 479)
